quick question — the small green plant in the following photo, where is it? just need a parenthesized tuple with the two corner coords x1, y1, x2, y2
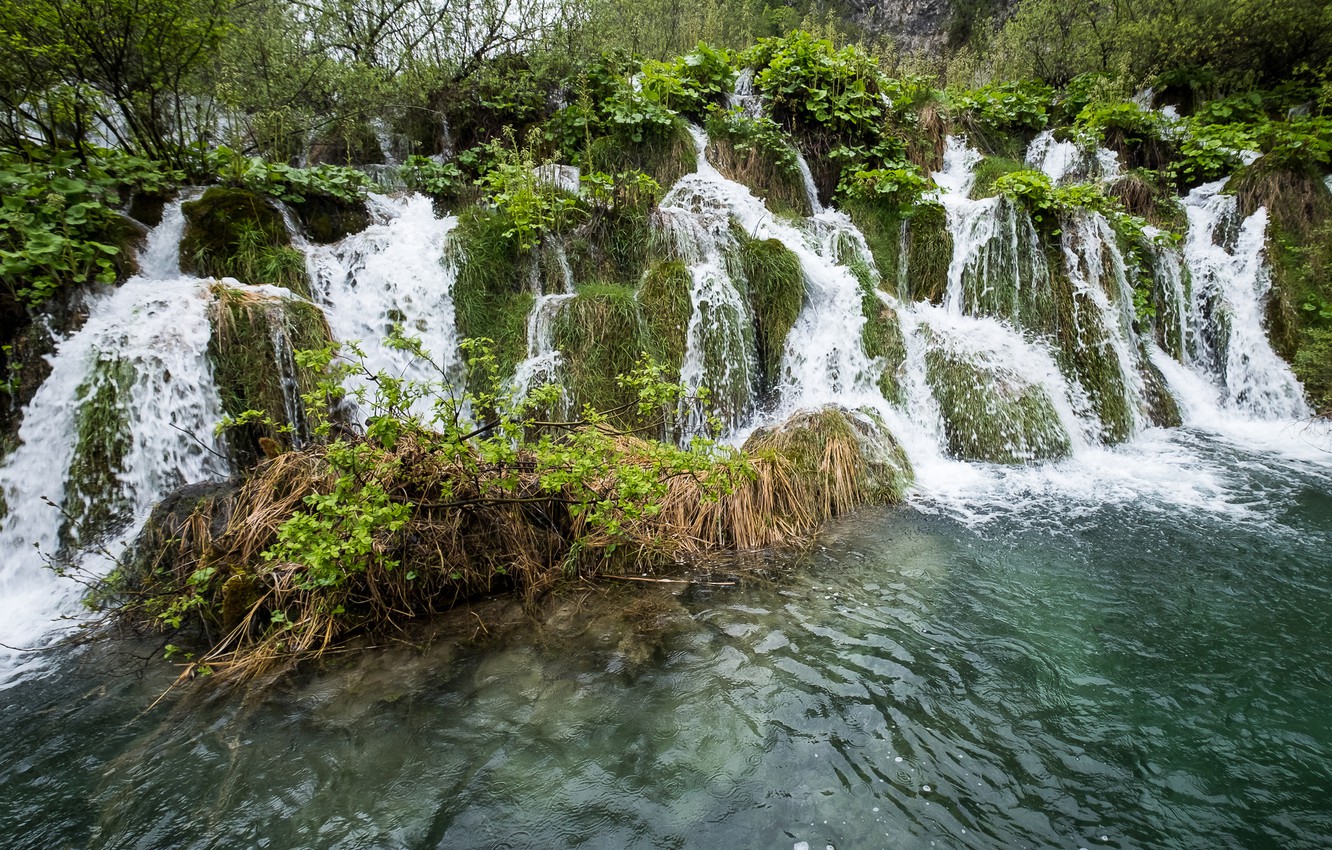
(400, 155, 467, 196)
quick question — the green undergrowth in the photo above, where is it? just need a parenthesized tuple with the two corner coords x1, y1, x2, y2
(924, 343, 1072, 464)
(180, 188, 309, 295)
(737, 236, 804, 394)
(705, 110, 809, 217)
(209, 285, 336, 467)
(583, 120, 696, 199)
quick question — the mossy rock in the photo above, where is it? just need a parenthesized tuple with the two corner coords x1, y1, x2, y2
(637, 259, 692, 376)
(743, 405, 913, 510)
(121, 477, 239, 597)
(584, 119, 696, 197)
(62, 355, 136, 547)
(0, 290, 92, 443)
(925, 343, 1072, 464)
(738, 236, 804, 394)
(290, 193, 370, 244)
(705, 134, 809, 218)
(864, 293, 907, 405)
(209, 284, 335, 468)
(970, 156, 1025, 200)
(1138, 351, 1183, 428)
(844, 199, 951, 303)
(450, 207, 535, 386)
(181, 188, 309, 296)
(551, 282, 648, 425)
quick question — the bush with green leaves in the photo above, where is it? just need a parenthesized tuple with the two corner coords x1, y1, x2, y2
(744, 31, 886, 143)
(400, 155, 468, 197)
(476, 138, 583, 250)
(639, 43, 735, 122)
(949, 81, 1052, 141)
(0, 153, 124, 307)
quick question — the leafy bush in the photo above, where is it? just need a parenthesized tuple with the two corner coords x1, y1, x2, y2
(950, 81, 1052, 139)
(0, 154, 124, 307)
(840, 165, 933, 208)
(639, 43, 735, 121)
(400, 155, 468, 197)
(744, 31, 886, 142)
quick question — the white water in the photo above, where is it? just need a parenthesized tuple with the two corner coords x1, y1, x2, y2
(1179, 181, 1308, 419)
(0, 271, 227, 685)
(302, 194, 463, 421)
(1025, 130, 1122, 184)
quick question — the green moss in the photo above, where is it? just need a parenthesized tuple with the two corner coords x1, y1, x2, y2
(637, 259, 692, 377)
(209, 285, 335, 467)
(1266, 216, 1332, 412)
(63, 356, 135, 545)
(451, 207, 537, 386)
(845, 199, 951, 303)
(180, 187, 310, 296)
(1044, 264, 1136, 444)
(551, 282, 648, 424)
(583, 119, 696, 197)
(925, 345, 1073, 464)
(970, 156, 1026, 199)
(1139, 350, 1183, 427)
(738, 236, 804, 394)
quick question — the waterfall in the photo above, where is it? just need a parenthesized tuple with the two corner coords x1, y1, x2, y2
(0, 271, 227, 684)
(511, 245, 576, 407)
(1024, 130, 1122, 184)
(1180, 181, 1307, 419)
(301, 193, 463, 421)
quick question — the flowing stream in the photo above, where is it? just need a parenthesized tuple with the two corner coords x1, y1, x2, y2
(0, 126, 1330, 848)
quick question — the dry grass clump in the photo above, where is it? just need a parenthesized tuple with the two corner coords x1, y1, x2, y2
(653, 406, 912, 549)
(1231, 157, 1332, 237)
(123, 406, 911, 683)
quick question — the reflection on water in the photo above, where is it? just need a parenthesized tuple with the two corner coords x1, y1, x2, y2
(3, 430, 1332, 850)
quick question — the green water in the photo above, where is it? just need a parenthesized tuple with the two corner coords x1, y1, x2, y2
(3, 431, 1331, 849)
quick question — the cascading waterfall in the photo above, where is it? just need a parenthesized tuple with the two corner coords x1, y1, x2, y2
(0, 199, 228, 683)
(511, 245, 577, 407)
(660, 127, 889, 438)
(1179, 181, 1308, 419)
(1, 116, 1327, 688)
(301, 193, 463, 420)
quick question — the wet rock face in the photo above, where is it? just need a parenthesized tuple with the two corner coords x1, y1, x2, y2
(854, 0, 1017, 53)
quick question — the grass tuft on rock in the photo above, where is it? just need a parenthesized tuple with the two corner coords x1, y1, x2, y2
(552, 282, 648, 423)
(181, 187, 310, 295)
(209, 284, 336, 467)
(737, 236, 805, 394)
(450, 207, 536, 385)
(637, 259, 693, 376)
(970, 156, 1025, 199)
